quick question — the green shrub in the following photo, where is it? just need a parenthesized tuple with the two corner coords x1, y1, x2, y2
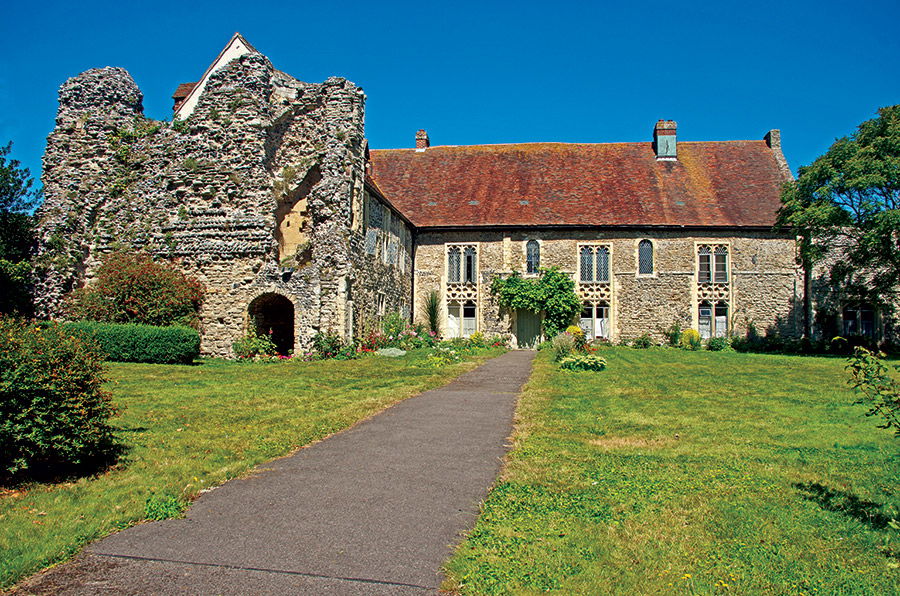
(559, 353, 607, 371)
(0, 317, 119, 478)
(64, 321, 200, 364)
(664, 321, 683, 346)
(680, 328, 702, 350)
(468, 331, 487, 348)
(63, 250, 204, 328)
(551, 332, 576, 361)
(233, 331, 278, 359)
(632, 333, 654, 349)
(706, 336, 731, 351)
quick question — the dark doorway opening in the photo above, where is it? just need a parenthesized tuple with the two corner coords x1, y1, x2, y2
(248, 293, 295, 355)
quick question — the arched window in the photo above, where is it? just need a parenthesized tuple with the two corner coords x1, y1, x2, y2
(596, 247, 610, 282)
(448, 246, 461, 283)
(463, 247, 477, 283)
(526, 240, 540, 274)
(714, 246, 728, 283)
(638, 240, 654, 275)
(698, 245, 712, 283)
(580, 246, 594, 282)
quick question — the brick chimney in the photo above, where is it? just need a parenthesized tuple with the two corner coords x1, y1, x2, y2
(653, 120, 677, 160)
(415, 129, 430, 151)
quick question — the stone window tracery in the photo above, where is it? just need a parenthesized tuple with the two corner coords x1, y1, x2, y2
(577, 244, 612, 301)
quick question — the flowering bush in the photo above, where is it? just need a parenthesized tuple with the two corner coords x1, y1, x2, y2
(559, 353, 607, 372)
(565, 325, 587, 350)
(312, 331, 358, 360)
(63, 250, 204, 328)
(0, 317, 119, 478)
(680, 328, 702, 351)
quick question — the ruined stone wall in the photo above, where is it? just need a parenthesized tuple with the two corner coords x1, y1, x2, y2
(413, 229, 801, 344)
(343, 190, 414, 338)
(36, 53, 374, 356)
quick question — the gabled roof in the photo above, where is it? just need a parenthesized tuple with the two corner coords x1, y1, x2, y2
(369, 140, 791, 229)
(173, 33, 259, 120)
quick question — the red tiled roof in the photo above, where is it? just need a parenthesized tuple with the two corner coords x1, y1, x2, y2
(369, 141, 789, 228)
(172, 82, 197, 99)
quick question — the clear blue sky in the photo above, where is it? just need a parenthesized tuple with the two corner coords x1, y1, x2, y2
(1, 0, 897, 191)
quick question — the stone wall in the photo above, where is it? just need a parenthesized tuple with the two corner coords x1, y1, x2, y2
(413, 229, 802, 345)
(34, 52, 401, 356)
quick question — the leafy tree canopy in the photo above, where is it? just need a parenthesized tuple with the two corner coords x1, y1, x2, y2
(778, 105, 900, 305)
(0, 142, 40, 315)
(490, 267, 581, 337)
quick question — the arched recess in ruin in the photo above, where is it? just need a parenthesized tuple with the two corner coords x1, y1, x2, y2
(275, 164, 322, 266)
(248, 293, 295, 355)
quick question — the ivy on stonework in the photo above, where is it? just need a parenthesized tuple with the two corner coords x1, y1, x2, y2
(490, 266, 581, 337)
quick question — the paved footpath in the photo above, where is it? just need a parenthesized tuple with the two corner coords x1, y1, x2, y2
(13, 350, 536, 595)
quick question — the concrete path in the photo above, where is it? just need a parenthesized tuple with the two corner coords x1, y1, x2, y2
(13, 350, 536, 595)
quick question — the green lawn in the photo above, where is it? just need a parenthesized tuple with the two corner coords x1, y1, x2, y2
(0, 348, 502, 590)
(444, 348, 899, 595)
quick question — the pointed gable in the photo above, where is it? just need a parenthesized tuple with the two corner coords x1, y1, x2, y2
(173, 33, 259, 120)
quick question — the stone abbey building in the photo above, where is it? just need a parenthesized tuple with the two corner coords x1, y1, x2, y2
(35, 34, 802, 355)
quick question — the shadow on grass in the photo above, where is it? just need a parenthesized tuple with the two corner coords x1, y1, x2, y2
(1, 439, 129, 489)
(794, 481, 894, 530)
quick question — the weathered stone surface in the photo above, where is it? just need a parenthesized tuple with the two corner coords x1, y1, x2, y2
(35, 51, 411, 357)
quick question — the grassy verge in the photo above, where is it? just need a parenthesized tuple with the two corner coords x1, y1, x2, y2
(444, 348, 899, 594)
(0, 348, 503, 589)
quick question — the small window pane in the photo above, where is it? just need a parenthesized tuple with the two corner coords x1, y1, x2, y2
(526, 240, 540, 274)
(596, 247, 609, 282)
(699, 303, 712, 339)
(448, 247, 461, 283)
(638, 240, 653, 275)
(464, 247, 477, 283)
(580, 247, 594, 282)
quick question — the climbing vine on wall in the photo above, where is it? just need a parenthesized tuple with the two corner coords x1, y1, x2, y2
(490, 267, 581, 337)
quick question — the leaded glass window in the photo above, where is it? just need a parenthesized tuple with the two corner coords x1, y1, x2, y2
(464, 247, 477, 283)
(448, 247, 461, 283)
(526, 240, 540, 274)
(580, 246, 594, 282)
(698, 246, 711, 282)
(596, 247, 609, 282)
(714, 246, 728, 283)
(638, 240, 653, 275)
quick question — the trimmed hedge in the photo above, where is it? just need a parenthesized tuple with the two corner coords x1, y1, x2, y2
(63, 321, 200, 364)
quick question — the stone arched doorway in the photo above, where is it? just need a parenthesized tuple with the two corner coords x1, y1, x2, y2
(248, 293, 295, 355)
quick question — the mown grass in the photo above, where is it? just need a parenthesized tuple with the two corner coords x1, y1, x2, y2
(444, 348, 899, 595)
(0, 348, 503, 589)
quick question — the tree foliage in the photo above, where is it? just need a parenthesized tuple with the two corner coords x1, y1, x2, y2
(847, 347, 900, 437)
(777, 105, 900, 306)
(0, 142, 40, 315)
(63, 250, 204, 328)
(490, 267, 581, 337)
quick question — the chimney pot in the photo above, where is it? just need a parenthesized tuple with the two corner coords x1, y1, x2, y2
(415, 129, 430, 151)
(653, 120, 677, 160)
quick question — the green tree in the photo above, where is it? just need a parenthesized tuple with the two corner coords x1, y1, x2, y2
(0, 142, 40, 315)
(777, 105, 900, 314)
